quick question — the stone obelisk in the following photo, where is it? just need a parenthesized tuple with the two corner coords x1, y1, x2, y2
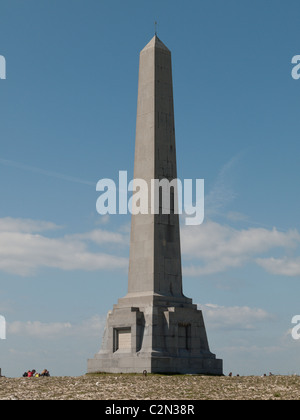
(87, 36, 223, 374)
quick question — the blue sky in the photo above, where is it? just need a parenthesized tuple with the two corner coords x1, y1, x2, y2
(1, 0, 300, 377)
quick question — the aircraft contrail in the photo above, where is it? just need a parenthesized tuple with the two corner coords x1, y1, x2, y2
(0, 158, 95, 186)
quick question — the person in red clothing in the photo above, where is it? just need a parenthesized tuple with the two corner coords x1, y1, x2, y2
(27, 370, 33, 378)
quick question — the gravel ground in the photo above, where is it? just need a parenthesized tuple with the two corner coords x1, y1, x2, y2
(0, 374, 300, 400)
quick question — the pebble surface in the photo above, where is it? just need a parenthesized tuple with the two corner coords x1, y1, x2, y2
(0, 374, 299, 400)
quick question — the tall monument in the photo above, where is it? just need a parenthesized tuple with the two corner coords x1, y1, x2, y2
(87, 36, 223, 374)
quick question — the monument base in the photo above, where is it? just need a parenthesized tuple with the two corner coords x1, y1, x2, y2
(87, 353, 223, 375)
(87, 294, 223, 375)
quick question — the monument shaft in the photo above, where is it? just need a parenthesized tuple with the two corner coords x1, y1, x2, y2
(128, 36, 182, 298)
(88, 36, 223, 375)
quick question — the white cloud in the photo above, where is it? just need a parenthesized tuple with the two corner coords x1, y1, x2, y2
(181, 221, 300, 276)
(0, 217, 128, 276)
(8, 321, 72, 338)
(256, 257, 300, 277)
(0, 217, 60, 233)
(2, 217, 300, 279)
(200, 303, 274, 331)
(8, 315, 106, 339)
(70, 229, 128, 245)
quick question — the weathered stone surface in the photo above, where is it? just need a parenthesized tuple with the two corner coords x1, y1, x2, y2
(87, 36, 223, 375)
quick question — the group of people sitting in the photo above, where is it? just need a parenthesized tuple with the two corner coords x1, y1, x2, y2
(23, 369, 50, 378)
